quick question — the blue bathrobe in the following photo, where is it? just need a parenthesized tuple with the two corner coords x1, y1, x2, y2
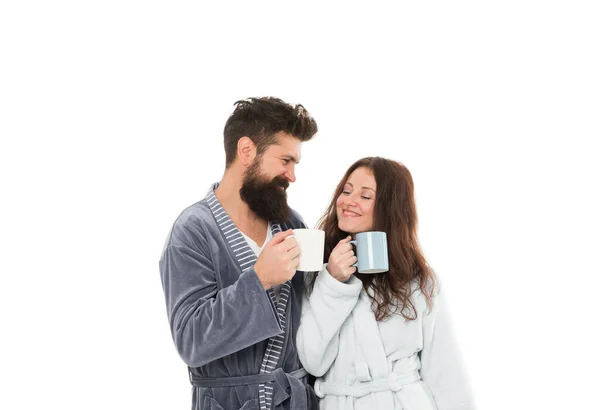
(160, 184, 318, 410)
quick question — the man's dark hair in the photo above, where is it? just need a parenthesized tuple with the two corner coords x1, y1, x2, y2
(223, 97, 318, 167)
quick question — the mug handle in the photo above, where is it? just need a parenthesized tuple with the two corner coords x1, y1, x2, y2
(349, 240, 358, 267)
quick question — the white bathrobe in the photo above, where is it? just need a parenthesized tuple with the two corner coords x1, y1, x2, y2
(297, 266, 475, 410)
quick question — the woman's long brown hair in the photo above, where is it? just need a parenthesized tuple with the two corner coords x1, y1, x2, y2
(310, 157, 436, 321)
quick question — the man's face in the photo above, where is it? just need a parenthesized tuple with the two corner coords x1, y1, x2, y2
(239, 133, 302, 222)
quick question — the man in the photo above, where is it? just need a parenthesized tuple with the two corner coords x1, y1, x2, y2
(159, 97, 319, 410)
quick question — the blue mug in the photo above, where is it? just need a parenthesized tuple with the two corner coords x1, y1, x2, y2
(349, 231, 389, 274)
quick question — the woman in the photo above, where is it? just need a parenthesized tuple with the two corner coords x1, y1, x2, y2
(297, 157, 475, 410)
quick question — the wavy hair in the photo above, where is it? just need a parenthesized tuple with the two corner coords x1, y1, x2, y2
(311, 157, 436, 321)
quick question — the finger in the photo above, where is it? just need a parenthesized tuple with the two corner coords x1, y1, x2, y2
(268, 229, 294, 246)
(287, 258, 300, 275)
(338, 246, 355, 257)
(335, 243, 354, 255)
(280, 236, 298, 252)
(337, 255, 357, 270)
(287, 245, 300, 260)
(333, 236, 352, 249)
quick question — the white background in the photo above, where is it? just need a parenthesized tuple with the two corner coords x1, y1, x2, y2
(1, 1, 599, 409)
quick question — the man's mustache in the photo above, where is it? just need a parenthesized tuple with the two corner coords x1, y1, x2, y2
(273, 176, 289, 190)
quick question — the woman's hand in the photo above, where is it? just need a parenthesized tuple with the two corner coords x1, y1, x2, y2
(327, 236, 357, 282)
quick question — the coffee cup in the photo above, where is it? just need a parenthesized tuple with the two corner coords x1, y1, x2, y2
(287, 229, 325, 271)
(349, 231, 389, 274)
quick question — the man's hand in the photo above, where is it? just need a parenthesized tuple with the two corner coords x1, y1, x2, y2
(254, 229, 300, 289)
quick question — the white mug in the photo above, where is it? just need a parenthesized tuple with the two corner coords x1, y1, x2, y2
(288, 229, 325, 271)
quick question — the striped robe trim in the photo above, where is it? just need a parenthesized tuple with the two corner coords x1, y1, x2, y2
(206, 183, 292, 410)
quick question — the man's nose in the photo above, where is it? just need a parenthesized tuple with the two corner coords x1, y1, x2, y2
(285, 166, 296, 183)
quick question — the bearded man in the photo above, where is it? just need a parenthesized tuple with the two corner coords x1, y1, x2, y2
(159, 97, 319, 410)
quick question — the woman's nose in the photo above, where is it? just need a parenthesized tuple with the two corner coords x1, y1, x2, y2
(344, 196, 358, 206)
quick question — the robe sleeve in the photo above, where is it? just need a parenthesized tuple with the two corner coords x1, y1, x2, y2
(420, 286, 476, 410)
(296, 266, 362, 377)
(159, 224, 283, 368)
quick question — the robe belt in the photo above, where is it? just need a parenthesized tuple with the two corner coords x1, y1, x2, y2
(190, 368, 308, 408)
(314, 371, 420, 398)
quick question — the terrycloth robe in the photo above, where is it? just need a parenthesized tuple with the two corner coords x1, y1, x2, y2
(159, 187, 319, 410)
(297, 266, 475, 410)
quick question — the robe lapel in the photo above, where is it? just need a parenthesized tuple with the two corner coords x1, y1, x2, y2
(206, 186, 258, 274)
(352, 290, 389, 381)
(206, 183, 293, 410)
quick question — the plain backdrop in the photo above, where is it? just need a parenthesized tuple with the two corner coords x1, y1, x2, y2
(1, 1, 599, 409)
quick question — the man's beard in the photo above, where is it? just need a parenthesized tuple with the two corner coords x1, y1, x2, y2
(240, 159, 290, 222)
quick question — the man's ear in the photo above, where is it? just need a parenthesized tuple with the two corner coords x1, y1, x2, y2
(237, 137, 257, 167)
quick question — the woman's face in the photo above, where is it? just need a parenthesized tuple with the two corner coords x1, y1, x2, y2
(336, 167, 377, 234)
